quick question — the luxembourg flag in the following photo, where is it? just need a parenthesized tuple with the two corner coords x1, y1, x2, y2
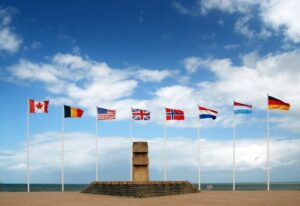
(198, 105, 218, 120)
(234, 101, 252, 115)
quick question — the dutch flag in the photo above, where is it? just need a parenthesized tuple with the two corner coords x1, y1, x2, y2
(198, 105, 218, 120)
(234, 101, 252, 115)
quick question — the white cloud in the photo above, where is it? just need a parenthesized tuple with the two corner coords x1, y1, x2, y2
(136, 69, 173, 82)
(7, 53, 178, 119)
(150, 85, 200, 124)
(241, 51, 260, 68)
(8, 54, 139, 116)
(30, 41, 41, 50)
(3, 48, 300, 182)
(0, 28, 22, 53)
(184, 50, 300, 105)
(261, 0, 300, 43)
(172, 1, 192, 15)
(0, 132, 299, 181)
(174, 0, 300, 42)
(203, 0, 300, 42)
(0, 7, 22, 53)
(183, 56, 205, 74)
(224, 44, 241, 50)
(9, 59, 59, 83)
(234, 14, 254, 38)
(200, 0, 258, 14)
(72, 46, 80, 55)
(6, 49, 300, 130)
(233, 13, 271, 39)
(52, 53, 90, 69)
(24, 41, 42, 51)
(182, 50, 300, 130)
(173, 0, 257, 16)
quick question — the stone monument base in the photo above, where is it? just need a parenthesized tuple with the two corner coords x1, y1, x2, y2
(81, 181, 199, 198)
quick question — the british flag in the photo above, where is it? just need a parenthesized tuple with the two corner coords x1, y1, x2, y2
(165, 108, 184, 120)
(131, 108, 151, 120)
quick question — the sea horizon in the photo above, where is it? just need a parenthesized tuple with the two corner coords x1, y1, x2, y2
(1, 182, 300, 192)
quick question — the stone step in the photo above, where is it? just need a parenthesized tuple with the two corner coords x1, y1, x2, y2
(82, 181, 199, 198)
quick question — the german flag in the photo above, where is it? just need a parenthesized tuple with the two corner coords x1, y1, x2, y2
(64, 105, 84, 118)
(268, 96, 290, 111)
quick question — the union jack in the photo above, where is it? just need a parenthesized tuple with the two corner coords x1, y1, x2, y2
(131, 108, 150, 120)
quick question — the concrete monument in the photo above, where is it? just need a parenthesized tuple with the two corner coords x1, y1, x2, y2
(82, 141, 198, 197)
(132, 142, 149, 181)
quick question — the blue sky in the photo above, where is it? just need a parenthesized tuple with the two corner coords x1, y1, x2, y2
(0, 0, 300, 185)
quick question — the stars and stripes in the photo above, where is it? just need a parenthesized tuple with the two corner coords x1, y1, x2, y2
(97, 107, 116, 120)
(131, 108, 151, 120)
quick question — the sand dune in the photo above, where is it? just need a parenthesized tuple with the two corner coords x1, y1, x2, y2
(0, 191, 299, 206)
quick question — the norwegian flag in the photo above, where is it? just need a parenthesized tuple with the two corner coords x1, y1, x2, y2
(132, 108, 150, 120)
(165, 108, 184, 120)
(29, 99, 49, 113)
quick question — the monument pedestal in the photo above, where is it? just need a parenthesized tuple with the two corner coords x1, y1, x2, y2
(82, 142, 198, 197)
(81, 181, 198, 198)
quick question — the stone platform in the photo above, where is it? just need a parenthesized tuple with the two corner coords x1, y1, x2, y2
(81, 181, 199, 198)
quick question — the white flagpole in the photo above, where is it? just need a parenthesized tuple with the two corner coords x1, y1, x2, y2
(233, 103, 236, 192)
(197, 125, 201, 191)
(26, 98, 30, 192)
(164, 120, 167, 181)
(267, 94, 270, 191)
(96, 115, 99, 182)
(61, 105, 64, 192)
(130, 115, 133, 181)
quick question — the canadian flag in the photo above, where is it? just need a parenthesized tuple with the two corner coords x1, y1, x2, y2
(29, 99, 49, 113)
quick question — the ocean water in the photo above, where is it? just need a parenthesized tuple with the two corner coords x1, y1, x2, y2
(0, 184, 87, 192)
(1, 183, 300, 192)
(194, 183, 300, 191)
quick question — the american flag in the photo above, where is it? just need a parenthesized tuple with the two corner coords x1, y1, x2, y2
(132, 108, 150, 120)
(97, 107, 116, 120)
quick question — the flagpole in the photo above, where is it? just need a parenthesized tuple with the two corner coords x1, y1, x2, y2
(233, 102, 236, 192)
(197, 125, 201, 191)
(130, 116, 133, 181)
(26, 98, 30, 192)
(96, 115, 99, 182)
(267, 94, 270, 191)
(164, 120, 167, 181)
(61, 105, 64, 192)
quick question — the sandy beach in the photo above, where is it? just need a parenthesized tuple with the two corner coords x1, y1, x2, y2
(0, 191, 299, 206)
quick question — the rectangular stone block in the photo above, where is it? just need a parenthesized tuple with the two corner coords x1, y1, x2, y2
(133, 166, 149, 181)
(133, 142, 148, 153)
(132, 142, 149, 181)
(133, 154, 149, 165)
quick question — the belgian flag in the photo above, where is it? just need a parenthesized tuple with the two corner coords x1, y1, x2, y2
(64, 105, 84, 118)
(268, 96, 290, 111)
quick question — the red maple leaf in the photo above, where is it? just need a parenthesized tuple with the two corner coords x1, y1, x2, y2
(36, 102, 43, 109)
